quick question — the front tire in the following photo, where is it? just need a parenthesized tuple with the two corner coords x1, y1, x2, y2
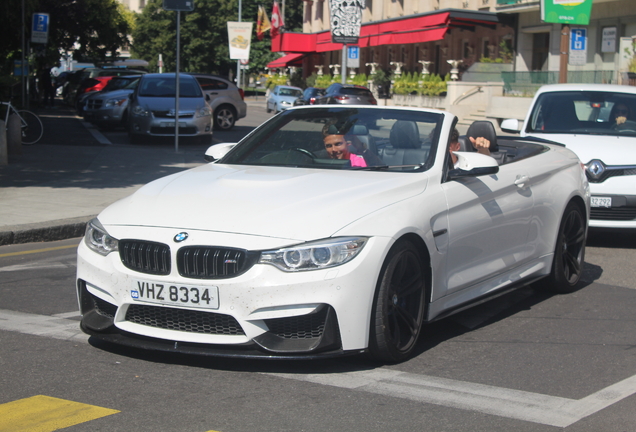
(542, 201, 586, 293)
(369, 239, 427, 363)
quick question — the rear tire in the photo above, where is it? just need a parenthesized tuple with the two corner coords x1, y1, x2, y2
(369, 239, 427, 363)
(214, 105, 236, 130)
(542, 201, 586, 293)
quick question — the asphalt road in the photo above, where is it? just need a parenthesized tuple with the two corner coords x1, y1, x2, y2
(1, 233, 635, 432)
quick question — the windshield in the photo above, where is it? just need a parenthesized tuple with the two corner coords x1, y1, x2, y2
(221, 107, 443, 172)
(340, 88, 372, 96)
(138, 76, 203, 97)
(279, 88, 302, 97)
(103, 78, 139, 92)
(527, 91, 636, 137)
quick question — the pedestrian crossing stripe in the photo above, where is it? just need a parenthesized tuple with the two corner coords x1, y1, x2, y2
(0, 395, 119, 432)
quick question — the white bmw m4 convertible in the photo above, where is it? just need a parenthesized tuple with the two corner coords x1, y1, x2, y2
(77, 106, 590, 362)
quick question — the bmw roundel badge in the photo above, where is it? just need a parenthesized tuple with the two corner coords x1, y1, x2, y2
(174, 232, 189, 242)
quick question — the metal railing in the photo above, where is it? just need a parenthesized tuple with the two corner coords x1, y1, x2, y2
(501, 70, 616, 96)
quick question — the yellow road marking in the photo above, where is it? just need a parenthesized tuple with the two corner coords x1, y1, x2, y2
(0, 395, 119, 432)
(0, 243, 78, 258)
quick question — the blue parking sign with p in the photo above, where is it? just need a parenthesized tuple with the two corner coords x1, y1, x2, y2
(571, 29, 586, 51)
(31, 13, 49, 44)
(33, 14, 48, 32)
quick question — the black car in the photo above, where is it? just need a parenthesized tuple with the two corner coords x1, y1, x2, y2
(293, 87, 325, 106)
(313, 83, 377, 106)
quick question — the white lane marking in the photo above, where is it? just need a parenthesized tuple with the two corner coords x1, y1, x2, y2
(81, 121, 112, 145)
(0, 262, 73, 272)
(267, 368, 636, 428)
(52, 311, 81, 319)
(0, 309, 88, 343)
(2, 308, 634, 427)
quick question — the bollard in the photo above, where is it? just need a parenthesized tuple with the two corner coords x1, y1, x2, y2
(7, 113, 21, 155)
(0, 119, 7, 165)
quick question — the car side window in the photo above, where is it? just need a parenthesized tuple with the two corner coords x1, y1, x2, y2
(197, 78, 229, 91)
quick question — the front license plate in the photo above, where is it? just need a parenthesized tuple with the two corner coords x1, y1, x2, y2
(130, 280, 219, 309)
(161, 122, 187, 128)
(591, 196, 612, 208)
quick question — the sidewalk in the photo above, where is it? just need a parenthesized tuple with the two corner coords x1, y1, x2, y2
(0, 104, 205, 245)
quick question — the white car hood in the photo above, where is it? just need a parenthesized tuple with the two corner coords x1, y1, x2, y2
(99, 164, 427, 241)
(524, 133, 636, 165)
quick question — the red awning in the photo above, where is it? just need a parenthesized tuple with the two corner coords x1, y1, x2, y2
(271, 9, 501, 53)
(266, 53, 306, 69)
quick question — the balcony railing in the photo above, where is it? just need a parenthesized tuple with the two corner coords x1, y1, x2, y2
(501, 70, 616, 96)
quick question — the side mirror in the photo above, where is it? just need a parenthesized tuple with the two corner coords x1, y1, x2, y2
(204, 142, 237, 162)
(206, 94, 210, 101)
(501, 118, 520, 134)
(448, 152, 499, 180)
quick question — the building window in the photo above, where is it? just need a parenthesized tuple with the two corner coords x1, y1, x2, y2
(482, 39, 490, 58)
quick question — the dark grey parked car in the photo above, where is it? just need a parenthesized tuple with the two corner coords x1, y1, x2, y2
(313, 83, 377, 106)
(293, 87, 325, 106)
(82, 76, 141, 128)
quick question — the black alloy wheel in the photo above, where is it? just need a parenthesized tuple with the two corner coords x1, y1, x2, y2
(369, 239, 427, 363)
(543, 201, 586, 293)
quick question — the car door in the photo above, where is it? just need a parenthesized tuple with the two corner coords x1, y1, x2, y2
(440, 159, 534, 296)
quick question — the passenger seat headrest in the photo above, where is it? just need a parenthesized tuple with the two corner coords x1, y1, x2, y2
(389, 120, 420, 149)
(466, 120, 498, 152)
(350, 124, 369, 135)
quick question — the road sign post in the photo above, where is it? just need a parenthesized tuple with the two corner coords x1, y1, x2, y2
(163, 0, 195, 153)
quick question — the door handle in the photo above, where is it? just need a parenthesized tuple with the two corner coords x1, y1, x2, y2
(514, 175, 529, 188)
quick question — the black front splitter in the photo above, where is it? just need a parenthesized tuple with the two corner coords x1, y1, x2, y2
(81, 323, 365, 360)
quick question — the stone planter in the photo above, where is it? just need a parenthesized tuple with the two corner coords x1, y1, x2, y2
(391, 94, 446, 109)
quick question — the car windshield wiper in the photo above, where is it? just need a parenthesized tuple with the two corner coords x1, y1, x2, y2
(352, 164, 424, 171)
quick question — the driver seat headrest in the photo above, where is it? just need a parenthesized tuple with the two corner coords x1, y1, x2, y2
(466, 121, 498, 152)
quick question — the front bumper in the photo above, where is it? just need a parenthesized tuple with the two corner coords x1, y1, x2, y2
(589, 194, 636, 228)
(76, 229, 387, 358)
(78, 280, 352, 359)
(129, 114, 213, 137)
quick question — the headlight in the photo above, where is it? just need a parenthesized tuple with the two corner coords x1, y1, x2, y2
(132, 105, 149, 116)
(105, 97, 128, 108)
(197, 106, 211, 117)
(259, 237, 367, 272)
(84, 218, 119, 256)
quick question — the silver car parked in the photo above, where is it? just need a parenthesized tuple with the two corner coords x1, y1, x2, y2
(189, 74, 247, 131)
(128, 73, 213, 144)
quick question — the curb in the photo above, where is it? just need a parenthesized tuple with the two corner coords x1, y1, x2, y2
(0, 216, 95, 246)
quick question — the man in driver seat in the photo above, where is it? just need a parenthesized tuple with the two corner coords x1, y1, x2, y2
(448, 128, 492, 168)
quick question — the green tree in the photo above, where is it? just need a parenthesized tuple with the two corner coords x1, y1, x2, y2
(131, 0, 302, 79)
(0, 0, 133, 74)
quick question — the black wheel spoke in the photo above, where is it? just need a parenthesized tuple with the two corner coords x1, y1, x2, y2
(394, 304, 418, 335)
